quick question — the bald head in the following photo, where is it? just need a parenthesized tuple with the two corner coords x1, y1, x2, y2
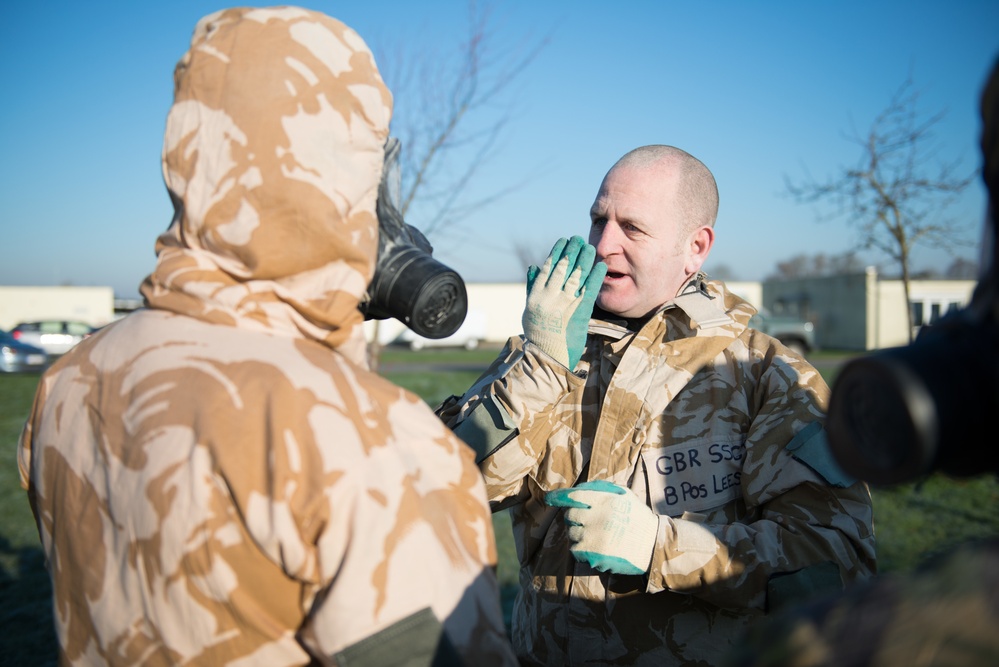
(589, 145, 718, 317)
(611, 145, 719, 239)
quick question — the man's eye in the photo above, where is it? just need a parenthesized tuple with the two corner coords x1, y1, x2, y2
(591, 217, 607, 227)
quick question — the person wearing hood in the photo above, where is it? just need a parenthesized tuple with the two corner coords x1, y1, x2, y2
(436, 145, 876, 665)
(18, 7, 515, 666)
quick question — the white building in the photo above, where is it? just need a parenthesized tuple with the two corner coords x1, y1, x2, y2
(367, 282, 526, 347)
(0, 286, 115, 331)
(371, 273, 976, 352)
(3, 273, 975, 353)
(763, 268, 976, 350)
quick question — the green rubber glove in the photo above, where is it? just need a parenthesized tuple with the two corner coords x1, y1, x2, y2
(545, 480, 659, 575)
(523, 236, 607, 370)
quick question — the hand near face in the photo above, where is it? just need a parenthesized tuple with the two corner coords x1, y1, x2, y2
(523, 236, 607, 370)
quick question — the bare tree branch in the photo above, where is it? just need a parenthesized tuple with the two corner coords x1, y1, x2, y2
(785, 75, 977, 340)
(376, 0, 549, 236)
(766, 251, 865, 280)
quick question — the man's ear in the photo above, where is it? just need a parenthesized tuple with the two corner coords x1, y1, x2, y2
(684, 226, 715, 275)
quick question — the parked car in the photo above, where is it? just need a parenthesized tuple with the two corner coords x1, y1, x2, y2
(749, 309, 816, 357)
(9, 320, 96, 356)
(0, 331, 48, 373)
(394, 310, 487, 351)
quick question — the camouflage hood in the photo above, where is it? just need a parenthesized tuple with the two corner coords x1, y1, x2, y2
(140, 7, 392, 359)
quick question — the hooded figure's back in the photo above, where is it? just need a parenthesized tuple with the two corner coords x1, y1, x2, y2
(18, 7, 515, 666)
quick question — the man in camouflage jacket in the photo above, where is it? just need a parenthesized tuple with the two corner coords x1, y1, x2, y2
(437, 146, 876, 665)
(18, 7, 515, 666)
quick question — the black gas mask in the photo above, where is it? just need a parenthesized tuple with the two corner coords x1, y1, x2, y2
(825, 242, 999, 485)
(826, 59, 999, 486)
(361, 138, 468, 339)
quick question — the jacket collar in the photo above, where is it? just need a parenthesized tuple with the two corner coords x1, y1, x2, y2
(590, 274, 737, 339)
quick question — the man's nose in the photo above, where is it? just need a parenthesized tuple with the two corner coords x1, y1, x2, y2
(591, 223, 621, 259)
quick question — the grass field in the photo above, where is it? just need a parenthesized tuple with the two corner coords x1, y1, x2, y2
(3, 347, 997, 663)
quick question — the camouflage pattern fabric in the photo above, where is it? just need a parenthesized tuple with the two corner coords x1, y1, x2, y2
(724, 538, 999, 667)
(18, 7, 514, 666)
(437, 278, 876, 666)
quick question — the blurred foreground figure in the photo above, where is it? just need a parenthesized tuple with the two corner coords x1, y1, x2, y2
(18, 7, 514, 666)
(724, 539, 999, 667)
(726, 56, 999, 667)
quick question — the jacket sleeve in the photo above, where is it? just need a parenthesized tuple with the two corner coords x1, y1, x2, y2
(436, 335, 584, 509)
(645, 357, 877, 613)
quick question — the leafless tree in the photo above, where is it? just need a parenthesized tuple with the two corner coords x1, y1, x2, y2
(705, 262, 738, 281)
(945, 256, 979, 279)
(377, 1, 547, 237)
(770, 254, 810, 279)
(366, 1, 548, 365)
(767, 251, 865, 280)
(785, 76, 976, 341)
(512, 239, 547, 276)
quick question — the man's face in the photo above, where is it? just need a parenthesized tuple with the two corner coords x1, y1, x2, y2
(588, 163, 696, 319)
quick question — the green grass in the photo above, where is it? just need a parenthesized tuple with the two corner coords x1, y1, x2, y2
(3, 348, 997, 659)
(379, 345, 503, 368)
(869, 475, 999, 572)
(385, 370, 486, 409)
(0, 373, 57, 665)
(0, 375, 41, 560)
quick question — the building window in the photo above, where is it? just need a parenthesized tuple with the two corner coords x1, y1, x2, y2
(911, 299, 963, 328)
(930, 302, 942, 324)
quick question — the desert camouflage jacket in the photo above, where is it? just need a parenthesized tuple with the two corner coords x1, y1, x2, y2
(18, 8, 513, 666)
(437, 278, 876, 666)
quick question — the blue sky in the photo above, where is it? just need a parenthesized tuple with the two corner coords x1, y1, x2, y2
(2, 1, 997, 299)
